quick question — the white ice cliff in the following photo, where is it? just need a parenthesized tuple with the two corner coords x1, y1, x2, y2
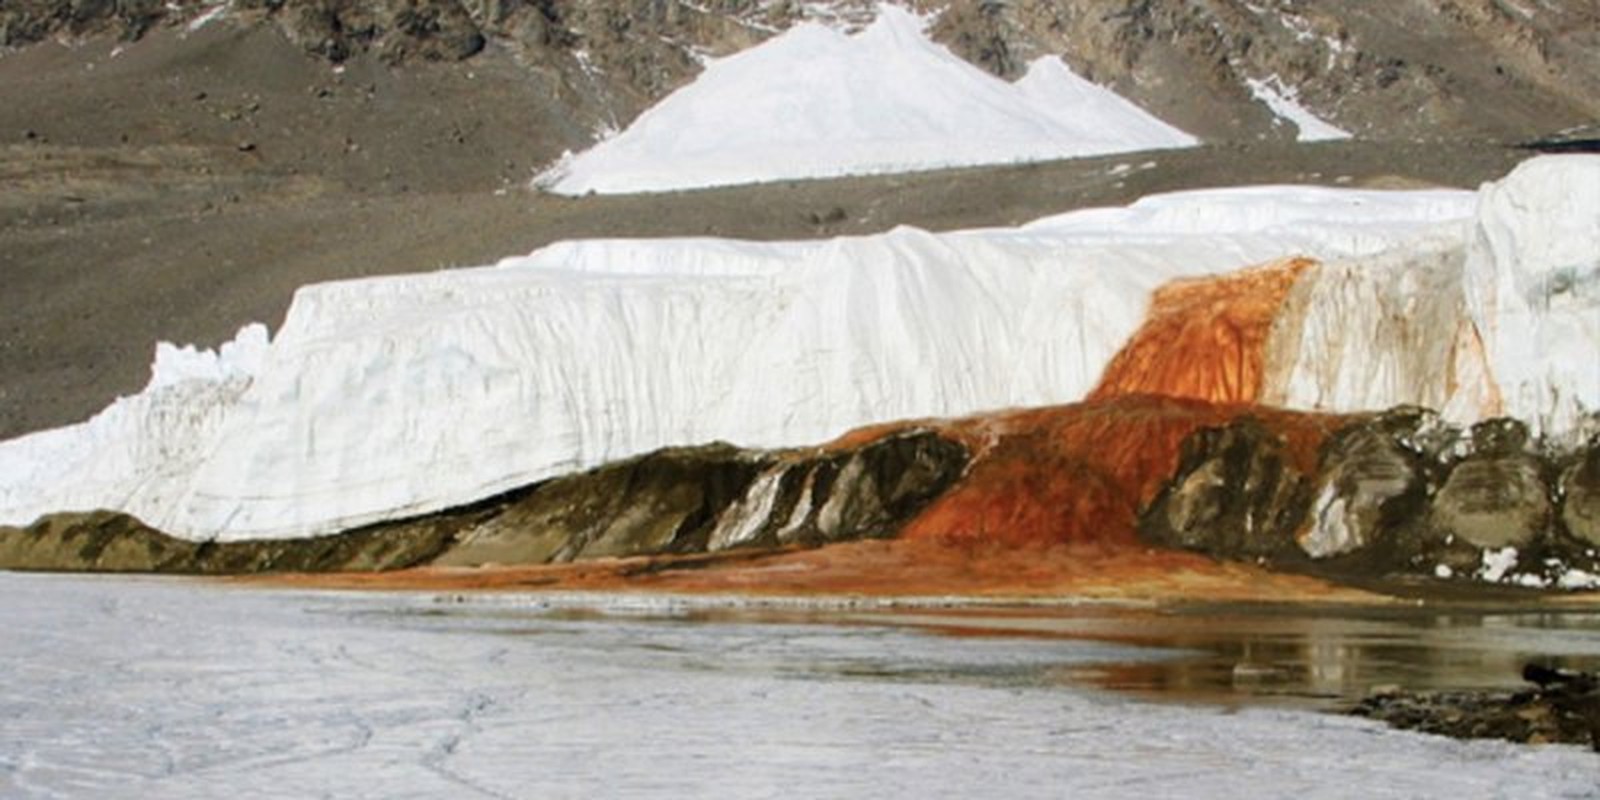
(537, 5, 1198, 195)
(0, 182, 1476, 540)
(1263, 156, 1600, 438)
(0, 156, 1595, 542)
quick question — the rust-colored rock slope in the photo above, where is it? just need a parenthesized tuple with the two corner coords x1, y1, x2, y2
(895, 257, 1337, 551)
(900, 396, 1344, 549)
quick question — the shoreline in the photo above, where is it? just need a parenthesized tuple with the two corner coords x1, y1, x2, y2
(226, 540, 1600, 612)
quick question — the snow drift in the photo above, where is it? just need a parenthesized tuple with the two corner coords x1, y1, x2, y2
(537, 6, 1198, 195)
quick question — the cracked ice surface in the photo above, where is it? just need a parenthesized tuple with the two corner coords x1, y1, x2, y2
(2, 574, 1597, 799)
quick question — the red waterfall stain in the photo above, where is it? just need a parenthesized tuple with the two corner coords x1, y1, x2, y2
(898, 396, 1347, 549)
(1088, 257, 1314, 405)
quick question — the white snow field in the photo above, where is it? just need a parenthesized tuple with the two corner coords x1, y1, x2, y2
(536, 5, 1198, 195)
(3, 574, 1598, 799)
(0, 181, 1481, 541)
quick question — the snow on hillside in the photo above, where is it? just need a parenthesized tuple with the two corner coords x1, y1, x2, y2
(1245, 77, 1352, 142)
(536, 5, 1198, 195)
(0, 184, 1478, 541)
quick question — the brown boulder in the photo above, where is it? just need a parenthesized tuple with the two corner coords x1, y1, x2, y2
(1427, 419, 1551, 550)
(1297, 408, 1434, 559)
(1138, 416, 1311, 560)
(1560, 436, 1600, 548)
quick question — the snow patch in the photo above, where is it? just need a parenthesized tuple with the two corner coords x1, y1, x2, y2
(1245, 76, 1352, 142)
(1557, 569, 1600, 591)
(1479, 546, 1520, 582)
(538, 5, 1197, 195)
(185, 2, 230, 33)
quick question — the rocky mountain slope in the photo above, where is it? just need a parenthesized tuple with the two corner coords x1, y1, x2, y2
(6, 0, 1596, 144)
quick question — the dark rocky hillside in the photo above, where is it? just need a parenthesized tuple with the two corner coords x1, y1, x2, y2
(6, 0, 1597, 142)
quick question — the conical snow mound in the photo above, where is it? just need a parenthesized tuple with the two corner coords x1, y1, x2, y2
(538, 6, 1198, 195)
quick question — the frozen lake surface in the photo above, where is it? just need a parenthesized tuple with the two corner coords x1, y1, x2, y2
(2, 574, 1597, 799)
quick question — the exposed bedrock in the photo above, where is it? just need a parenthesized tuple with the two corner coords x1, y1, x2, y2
(1140, 407, 1600, 585)
(1139, 417, 1309, 560)
(1564, 440, 1600, 547)
(1426, 419, 1550, 551)
(0, 509, 455, 573)
(0, 429, 968, 574)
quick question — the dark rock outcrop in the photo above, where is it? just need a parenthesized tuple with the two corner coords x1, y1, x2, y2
(1295, 407, 1435, 561)
(431, 428, 968, 566)
(0, 429, 969, 574)
(0, 0, 168, 45)
(259, 0, 487, 62)
(1559, 435, 1600, 548)
(0, 509, 454, 573)
(432, 443, 769, 566)
(1138, 416, 1309, 560)
(1138, 407, 1600, 588)
(1426, 418, 1550, 550)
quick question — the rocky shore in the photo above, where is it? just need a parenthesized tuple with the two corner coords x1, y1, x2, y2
(1351, 665, 1600, 751)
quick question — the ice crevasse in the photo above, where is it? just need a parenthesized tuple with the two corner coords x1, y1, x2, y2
(0, 156, 1596, 542)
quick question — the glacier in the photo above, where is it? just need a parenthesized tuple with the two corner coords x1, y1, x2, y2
(1264, 156, 1600, 438)
(1, 156, 1596, 543)
(536, 5, 1198, 195)
(0, 183, 1477, 541)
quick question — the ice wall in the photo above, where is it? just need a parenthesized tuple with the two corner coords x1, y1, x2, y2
(1263, 155, 1600, 439)
(1462, 156, 1600, 436)
(0, 185, 1473, 540)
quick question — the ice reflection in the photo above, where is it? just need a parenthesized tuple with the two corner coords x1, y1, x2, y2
(861, 608, 1600, 708)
